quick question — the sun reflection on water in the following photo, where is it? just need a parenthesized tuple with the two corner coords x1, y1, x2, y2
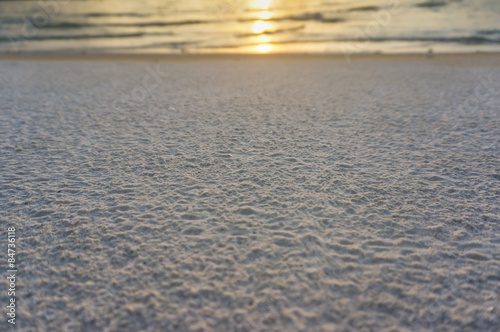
(250, 0, 273, 53)
(256, 44, 273, 53)
(252, 20, 273, 34)
(252, 0, 271, 10)
(257, 10, 272, 20)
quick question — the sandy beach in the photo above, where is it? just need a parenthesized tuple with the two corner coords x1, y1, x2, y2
(0, 54, 499, 331)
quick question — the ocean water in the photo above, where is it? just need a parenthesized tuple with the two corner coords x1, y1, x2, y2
(1, 0, 500, 54)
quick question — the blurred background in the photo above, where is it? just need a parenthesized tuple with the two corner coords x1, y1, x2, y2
(1, 0, 499, 54)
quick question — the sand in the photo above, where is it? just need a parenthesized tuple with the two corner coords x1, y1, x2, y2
(0, 54, 499, 331)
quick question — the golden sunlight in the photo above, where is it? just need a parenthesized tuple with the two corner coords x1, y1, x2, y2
(256, 43, 273, 53)
(252, 20, 273, 34)
(252, 0, 271, 10)
(255, 34, 271, 43)
(257, 11, 272, 20)
(250, 0, 274, 53)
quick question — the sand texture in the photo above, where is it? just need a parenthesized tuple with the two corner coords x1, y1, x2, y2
(0, 55, 499, 331)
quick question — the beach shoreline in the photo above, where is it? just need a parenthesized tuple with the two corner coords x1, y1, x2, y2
(1, 52, 500, 65)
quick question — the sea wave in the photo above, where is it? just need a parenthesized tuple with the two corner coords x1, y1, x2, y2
(0, 0, 499, 53)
